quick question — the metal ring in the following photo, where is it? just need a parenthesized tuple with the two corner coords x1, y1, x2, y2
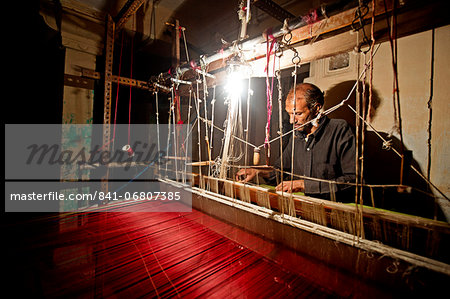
(386, 261, 399, 274)
(283, 32, 292, 44)
(292, 52, 301, 65)
(275, 46, 284, 58)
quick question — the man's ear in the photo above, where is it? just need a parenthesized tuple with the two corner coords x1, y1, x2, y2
(315, 104, 322, 114)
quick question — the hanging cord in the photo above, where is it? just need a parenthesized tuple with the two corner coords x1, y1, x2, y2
(112, 31, 125, 145)
(244, 77, 252, 174)
(264, 29, 277, 162)
(287, 61, 299, 217)
(128, 32, 134, 146)
(210, 86, 216, 158)
(359, 49, 370, 239)
(194, 81, 203, 186)
(213, 44, 379, 154)
(154, 91, 161, 174)
(198, 115, 258, 149)
(276, 67, 285, 200)
(383, 0, 405, 185)
(172, 87, 179, 181)
(261, 44, 378, 150)
(352, 0, 371, 53)
(164, 88, 173, 177)
(347, 104, 449, 201)
(357, 0, 376, 237)
(354, 29, 363, 240)
(200, 67, 211, 178)
(181, 27, 190, 63)
(183, 88, 193, 184)
(368, 0, 376, 122)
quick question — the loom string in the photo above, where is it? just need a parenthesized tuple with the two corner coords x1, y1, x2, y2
(201, 68, 211, 178)
(112, 30, 124, 145)
(128, 26, 134, 146)
(354, 29, 362, 240)
(184, 88, 193, 183)
(383, 0, 405, 185)
(194, 82, 203, 186)
(95, 31, 124, 154)
(121, 222, 161, 298)
(287, 61, 298, 217)
(276, 64, 285, 204)
(244, 76, 252, 181)
(162, 36, 446, 203)
(172, 86, 179, 182)
(155, 91, 161, 174)
(145, 237, 181, 298)
(347, 104, 449, 201)
(209, 85, 216, 157)
(164, 89, 172, 177)
(111, 155, 160, 194)
(264, 30, 276, 160)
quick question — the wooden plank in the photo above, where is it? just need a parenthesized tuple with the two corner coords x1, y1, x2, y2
(64, 74, 95, 89)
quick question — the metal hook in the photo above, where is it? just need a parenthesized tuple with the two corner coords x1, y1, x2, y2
(292, 50, 301, 65)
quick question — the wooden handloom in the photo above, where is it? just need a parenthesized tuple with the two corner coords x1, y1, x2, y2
(90, 0, 450, 295)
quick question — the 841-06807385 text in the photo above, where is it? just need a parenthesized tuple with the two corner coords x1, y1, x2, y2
(9, 191, 181, 201)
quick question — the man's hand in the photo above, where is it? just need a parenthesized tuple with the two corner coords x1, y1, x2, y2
(235, 168, 259, 183)
(275, 180, 305, 193)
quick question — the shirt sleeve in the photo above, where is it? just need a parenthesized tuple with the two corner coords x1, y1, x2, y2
(266, 135, 294, 185)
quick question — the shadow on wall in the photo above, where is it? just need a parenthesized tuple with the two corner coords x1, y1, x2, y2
(324, 81, 444, 220)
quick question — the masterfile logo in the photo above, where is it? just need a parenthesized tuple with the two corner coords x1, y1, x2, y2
(5, 124, 191, 180)
(5, 124, 193, 212)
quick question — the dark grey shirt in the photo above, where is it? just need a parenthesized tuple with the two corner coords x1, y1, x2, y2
(271, 116, 356, 197)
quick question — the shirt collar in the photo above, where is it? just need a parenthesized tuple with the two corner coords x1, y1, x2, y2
(297, 115, 329, 140)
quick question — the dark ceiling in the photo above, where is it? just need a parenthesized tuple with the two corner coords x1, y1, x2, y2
(73, 0, 324, 59)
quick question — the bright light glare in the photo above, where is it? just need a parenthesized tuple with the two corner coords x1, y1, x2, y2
(225, 74, 243, 98)
(225, 64, 249, 100)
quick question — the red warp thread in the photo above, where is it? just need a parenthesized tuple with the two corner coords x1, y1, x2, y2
(190, 60, 201, 71)
(302, 9, 319, 25)
(264, 28, 277, 158)
(113, 31, 125, 144)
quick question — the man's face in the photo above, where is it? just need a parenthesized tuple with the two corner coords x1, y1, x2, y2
(285, 93, 316, 133)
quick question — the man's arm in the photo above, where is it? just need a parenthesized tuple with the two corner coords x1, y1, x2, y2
(275, 180, 305, 192)
(235, 168, 272, 183)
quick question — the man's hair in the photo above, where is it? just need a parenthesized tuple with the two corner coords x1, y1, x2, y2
(287, 83, 324, 111)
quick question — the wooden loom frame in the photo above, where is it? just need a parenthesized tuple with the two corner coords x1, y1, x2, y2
(93, 0, 450, 292)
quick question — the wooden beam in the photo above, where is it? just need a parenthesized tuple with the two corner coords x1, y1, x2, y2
(174, 0, 449, 90)
(115, 0, 146, 31)
(82, 68, 153, 91)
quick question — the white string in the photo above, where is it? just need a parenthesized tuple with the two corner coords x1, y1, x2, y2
(183, 89, 193, 183)
(165, 88, 173, 177)
(155, 91, 161, 175)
